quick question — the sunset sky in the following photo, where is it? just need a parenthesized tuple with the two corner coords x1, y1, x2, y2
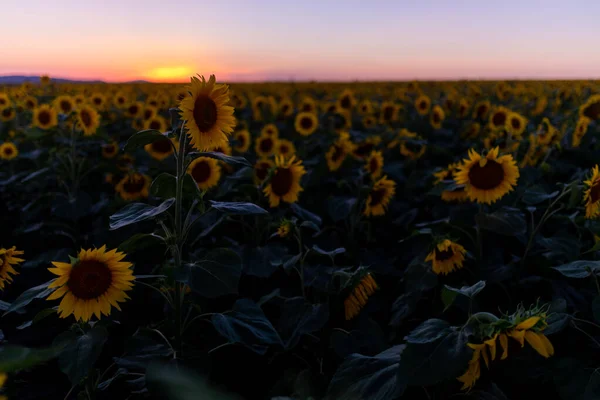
(2, 0, 599, 82)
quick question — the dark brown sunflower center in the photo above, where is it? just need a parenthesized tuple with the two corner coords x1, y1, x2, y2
(128, 105, 139, 115)
(590, 183, 600, 203)
(4, 147, 14, 155)
(149, 120, 162, 130)
(191, 161, 211, 183)
(369, 188, 387, 207)
(0, 99, 6, 106)
(104, 144, 116, 154)
(270, 167, 294, 196)
(511, 118, 521, 129)
(300, 117, 313, 130)
(419, 101, 427, 110)
(459, 105, 466, 114)
(383, 106, 395, 121)
(124, 177, 146, 193)
(355, 143, 374, 157)
(2, 108, 11, 117)
(193, 95, 218, 131)
(432, 112, 441, 124)
(476, 106, 487, 118)
(93, 98, 102, 105)
(117, 97, 125, 104)
(144, 110, 153, 119)
(492, 112, 506, 126)
(149, 100, 158, 107)
(237, 134, 246, 147)
(340, 96, 351, 109)
(327, 105, 336, 113)
(332, 145, 345, 162)
(152, 138, 172, 153)
(117, 157, 132, 169)
(259, 138, 274, 153)
(38, 111, 51, 125)
(281, 104, 290, 113)
(583, 102, 600, 120)
(302, 104, 313, 112)
(435, 247, 455, 261)
(369, 157, 379, 173)
(67, 260, 112, 300)
(26, 100, 35, 109)
(280, 145, 289, 154)
(60, 100, 72, 113)
(468, 159, 505, 190)
(80, 110, 92, 127)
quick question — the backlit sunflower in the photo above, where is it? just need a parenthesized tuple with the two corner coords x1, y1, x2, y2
(179, 75, 235, 151)
(326, 133, 354, 171)
(233, 130, 251, 153)
(430, 105, 445, 129)
(115, 172, 151, 201)
(261, 123, 279, 138)
(415, 94, 431, 116)
(489, 106, 510, 131)
(363, 175, 396, 217)
(252, 95, 268, 120)
(352, 136, 381, 160)
(0, 93, 10, 108)
(0, 142, 18, 160)
(364, 150, 384, 179)
(53, 95, 75, 115)
(113, 91, 128, 108)
(580, 94, 600, 120)
(358, 99, 373, 115)
(457, 98, 470, 118)
(362, 115, 377, 129)
(572, 116, 591, 148)
(278, 97, 294, 118)
(40, 75, 50, 85)
(23, 96, 38, 111)
(0, 246, 24, 290)
(126, 101, 143, 118)
(337, 89, 356, 111)
(473, 100, 491, 120)
(506, 112, 527, 137)
(90, 93, 107, 110)
(102, 142, 119, 159)
(144, 115, 168, 132)
(76, 105, 100, 136)
(0, 107, 15, 122)
(187, 156, 221, 191)
(142, 106, 157, 121)
(255, 134, 278, 158)
(46, 246, 135, 321)
(379, 101, 399, 124)
(583, 165, 600, 219)
(276, 139, 296, 158)
(344, 272, 379, 320)
(398, 130, 427, 160)
(295, 112, 318, 136)
(263, 155, 306, 207)
(454, 147, 519, 205)
(33, 104, 58, 130)
(536, 118, 558, 146)
(254, 158, 275, 185)
(145, 136, 177, 161)
(425, 239, 466, 275)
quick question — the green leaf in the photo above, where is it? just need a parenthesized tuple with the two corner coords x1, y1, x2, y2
(3, 279, 56, 316)
(188, 151, 251, 167)
(209, 200, 268, 215)
(404, 319, 452, 344)
(187, 249, 243, 298)
(16, 307, 57, 330)
(552, 260, 600, 278)
(124, 129, 168, 153)
(327, 345, 405, 400)
(521, 186, 559, 205)
(20, 167, 51, 183)
(150, 173, 176, 199)
(54, 325, 108, 384)
(291, 203, 322, 226)
(277, 297, 329, 349)
(300, 221, 320, 233)
(109, 198, 175, 230)
(312, 245, 346, 257)
(441, 289, 458, 311)
(0, 344, 65, 372)
(443, 281, 486, 299)
(118, 233, 165, 253)
(476, 207, 526, 236)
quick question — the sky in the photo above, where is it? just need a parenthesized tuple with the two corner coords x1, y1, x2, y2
(1, 0, 599, 82)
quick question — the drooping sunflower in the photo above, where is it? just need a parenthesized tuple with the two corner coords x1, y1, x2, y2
(32, 104, 58, 130)
(101, 142, 119, 159)
(457, 98, 470, 118)
(472, 100, 491, 120)
(430, 105, 445, 130)
(187, 156, 221, 191)
(254, 158, 275, 185)
(352, 136, 381, 160)
(583, 165, 600, 219)
(252, 95, 268, 120)
(116, 154, 134, 171)
(425, 239, 466, 275)
(0, 107, 15, 122)
(398, 130, 427, 160)
(261, 123, 279, 138)
(454, 147, 520, 205)
(145, 136, 177, 161)
(46, 246, 135, 321)
(295, 112, 318, 136)
(344, 273, 379, 320)
(76, 105, 101, 136)
(115, 172, 151, 201)
(506, 112, 527, 137)
(53, 95, 75, 115)
(278, 97, 294, 118)
(0, 246, 24, 290)
(233, 130, 251, 153)
(364, 150, 384, 179)
(580, 94, 600, 120)
(326, 133, 354, 172)
(572, 116, 591, 148)
(363, 175, 396, 217)
(144, 115, 168, 132)
(415, 94, 431, 116)
(263, 155, 306, 207)
(178, 75, 236, 151)
(337, 89, 356, 112)
(255, 134, 278, 158)
(379, 101, 399, 124)
(0, 142, 18, 161)
(276, 139, 296, 158)
(125, 101, 143, 119)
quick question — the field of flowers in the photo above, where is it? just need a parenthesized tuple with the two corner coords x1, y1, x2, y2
(1, 75, 600, 399)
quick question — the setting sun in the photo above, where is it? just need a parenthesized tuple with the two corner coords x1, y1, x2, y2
(144, 66, 194, 82)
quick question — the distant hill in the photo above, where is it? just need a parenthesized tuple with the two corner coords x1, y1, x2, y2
(0, 76, 150, 85)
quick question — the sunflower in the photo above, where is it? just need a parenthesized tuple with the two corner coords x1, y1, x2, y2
(187, 156, 221, 191)
(125, 101, 143, 118)
(116, 154, 134, 171)
(457, 98, 470, 118)
(488, 106, 511, 131)
(142, 106, 157, 121)
(263, 155, 306, 207)
(430, 105, 445, 129)
(379, 101, 399, 124)
(483, 131, 520, 154)
(233, 130, 251, 153)
(0, 93, 10, 108)
(229, 92, 247, 109)
(295, 112, 318, 136)
(337, 89, 356, 111)
(102, 142, 119, 159)
(115, 172, 151, 201)
(580, 94, 600, 120)
(398, 130, 427, 160)
(352, 136, 381, 160)
(254, 158, 275, 185)
(178, 75, 235, 151)
(23, 95, 38, 111)
(46, 246, 135, 322)
(326, 133, 354, 171)
(145, 136, 177, 161)
(0, 107, 15, 122)
(252, 95, 268, 120)
(362, 115, 377, 129)
(276, 219, 293, 238)
(113, 91, 128, 108)
(299, 97, 317, 113)
(76, 105, 101, 136)
(261, 123, 279, 138)
(531, 96, 548, 117)
(255, 134, 278, 158)
(472, 100, 491, 120)
(0, 246, 24, 290)
(344, 272, 379, 320)
(506, 112, 527, 137)
(0, 372, 6, 400)
(363, 175, 396, 217)
(90, 93, 107, 110)
(144, 115, 168, 132)
(278, 97, 294, 118)
(583, 165, 600, 219)
(73, 94, 85, 106)
(53, 95, 75, 115)
(415, 94, 431, 116)
(276, 139, 296, 158)
(358, 99, 373, 115)
(364, 150, 384, 179)
(425, 239, 466, 275)
(454, 147, 520, 205)
(322, 102, 338, 114)
(0, 142, 18, 162)
(40, 75, 51, 85)
(572, 117, 591, 148)
(32, 104, 58, 130)
(536, 118, 558, 146)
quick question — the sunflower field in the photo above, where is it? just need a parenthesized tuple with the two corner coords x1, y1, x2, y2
(1, 76, 600, 399)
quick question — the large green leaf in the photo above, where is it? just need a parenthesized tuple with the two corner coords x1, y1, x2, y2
(521, 186, 559, 205)
(150, 173, 176, 199)
(187, 249, 242, 298)
(124, 129, 169, 153)
(476, 207, 526, 236)
(109, 198, 175, 230)
(54, 325, 108, 384)
(552, 260, 600, 278)
(118, 233, 165, 253)
(441, 281, 486, 310)
(188, 151, 251, 167)
(3, 279, 56, 316)
(404, 319, 452, 344)
(277, 297, 329, 348)
(0, 344, 65, 372)
(209, 200, 268, 215)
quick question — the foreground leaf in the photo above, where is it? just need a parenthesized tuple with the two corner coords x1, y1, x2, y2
(209, 200, 268, 215)
(187, 249, 242, 298)
(54, 325, 108, 384)
(109, 198, 175, 230)
(124, 130, 168, 153)
(3, 279, 56, 316)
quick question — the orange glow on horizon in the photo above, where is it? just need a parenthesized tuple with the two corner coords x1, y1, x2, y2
(143, 66, 195, 83)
